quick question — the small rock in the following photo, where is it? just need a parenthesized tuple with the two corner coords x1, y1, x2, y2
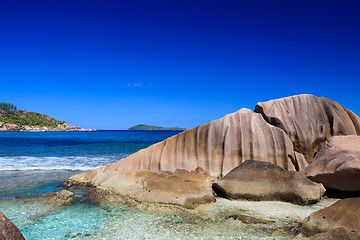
(228, 214, 275, 225)
(35, 190, 75, 207)
(21, 125, 32, 131)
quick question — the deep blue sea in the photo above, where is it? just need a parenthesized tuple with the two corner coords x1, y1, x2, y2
(0, 130, 320, 239)
(0, 130, 181, 172)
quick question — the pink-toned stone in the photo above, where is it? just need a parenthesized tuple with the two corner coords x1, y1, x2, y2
(94, 108, 298, 178)
(301, 198, 360, 237)
(0, 212, 25, 240)
(213, 160, 325, 205)
(305, 135, 360, 191)
(64, 168, 215, 209)
(255, 94, 360, 164)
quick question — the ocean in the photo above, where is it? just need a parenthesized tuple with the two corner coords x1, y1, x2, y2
(0, 131, 334, 239)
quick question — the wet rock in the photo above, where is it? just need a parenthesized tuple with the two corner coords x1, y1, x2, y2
(35, 190, 75, 207)
(213, 160, 325, 205)
(305, 135, 360, 192)
(0, 212, 25, 240)
(255, 94, 360, 165)
(301, 198, 360, 237)
(64, 168, 215, 209)
(310, 227, 360, 240)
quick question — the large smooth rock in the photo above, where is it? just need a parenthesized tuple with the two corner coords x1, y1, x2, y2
(301, 198, 360, 237)
(305, 136, 360, 191)
(90, 108, 298, 178)
(310, 227, 360, 240)
(255, 94, 360, 165)
(64, 168, 215, 209)
(212, 160, 325, 205)
(0, 212, 25, 240)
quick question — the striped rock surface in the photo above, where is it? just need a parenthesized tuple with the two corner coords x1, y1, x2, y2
(73, 108, 299, 178)
(304, 135, 360, 191)
(255, 94, 360, 164)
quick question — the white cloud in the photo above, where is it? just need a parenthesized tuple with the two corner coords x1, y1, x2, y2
(127, 83, 143, 87)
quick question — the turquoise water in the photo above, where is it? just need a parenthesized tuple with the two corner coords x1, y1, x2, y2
(0, 131, 310, 239)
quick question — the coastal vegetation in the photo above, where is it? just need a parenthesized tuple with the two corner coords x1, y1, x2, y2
(0, 102, 94, 131)
(0, 102, 66, 128)
(0, 102, 17, 111)
(128, 124, 186, 130)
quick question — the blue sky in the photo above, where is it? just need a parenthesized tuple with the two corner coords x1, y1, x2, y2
(1, 0, 359, 129)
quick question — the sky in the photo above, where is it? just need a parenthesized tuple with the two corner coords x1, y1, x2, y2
(1, 0, 359, 130)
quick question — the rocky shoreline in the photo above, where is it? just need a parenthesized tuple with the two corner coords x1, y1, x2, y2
(62, 94, 360, 238)
(1, 94, 360, 239)
(0, 122, 96, 132)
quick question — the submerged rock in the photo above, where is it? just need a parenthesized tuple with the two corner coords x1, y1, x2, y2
(64, 168, 215, 209)
(228, 214, 275, 225)
(301, 198, 360, 237)
(0, 212, 25, 240)
(305, 135, 360, 192)
(255, 94, 360, 165)
(213, 160, 325, 205)
(34, 190, 75, 207)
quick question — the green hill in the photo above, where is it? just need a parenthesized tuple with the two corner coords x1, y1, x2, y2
(0, 102, 66, 128)
(128, 124, 186, 131)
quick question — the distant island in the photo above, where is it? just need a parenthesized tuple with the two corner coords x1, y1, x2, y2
(0, 102, 95, 131)
(128, 124, 186, 131)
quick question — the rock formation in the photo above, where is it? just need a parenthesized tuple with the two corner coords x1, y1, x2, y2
(64, 168, 215, 209)
(212, 160, 325, 205)
(0, 122, 95, 132)
(0, 212, 25, 240)
(310, 227, 360, 240)
(255, 94, 360, 165)
(0, 124, 20, 131)
(304, 136, 360, 191)
(93, 108, 298, 177)
(34, 190, 75, 207)
(64, 94, 360, 209)
(301, 198, 360, 237)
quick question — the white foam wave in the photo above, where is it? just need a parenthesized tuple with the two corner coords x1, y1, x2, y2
(0, 155, 127, 171)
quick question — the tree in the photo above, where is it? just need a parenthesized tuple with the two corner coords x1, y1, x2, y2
(0, 102, 18, 111)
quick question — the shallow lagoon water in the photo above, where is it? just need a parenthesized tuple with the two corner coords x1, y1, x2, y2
(0, 170, 337, 240)
(0, 131, 337, 239)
